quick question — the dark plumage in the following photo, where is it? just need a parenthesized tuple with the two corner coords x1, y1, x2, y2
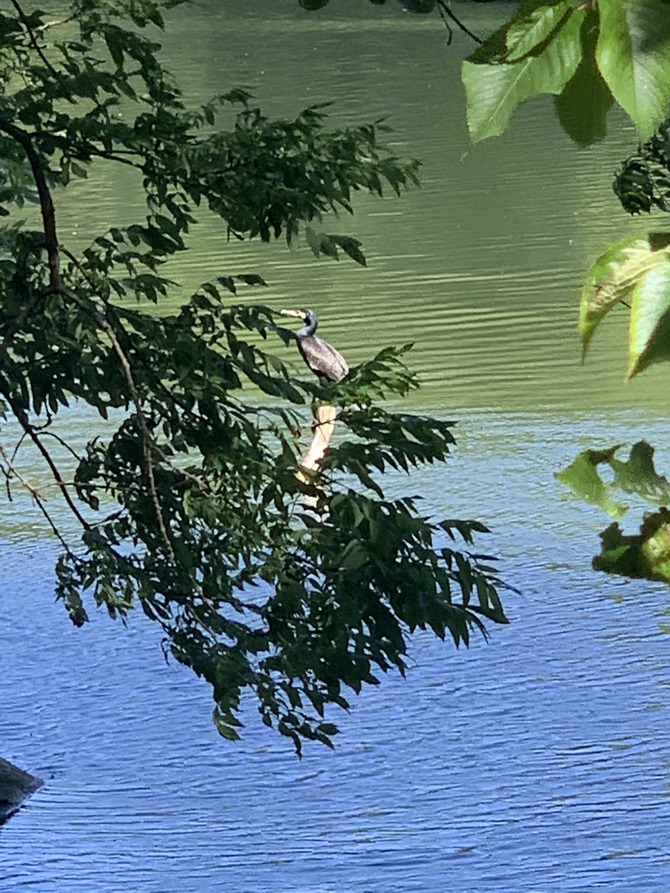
(280, 308, 349, 385)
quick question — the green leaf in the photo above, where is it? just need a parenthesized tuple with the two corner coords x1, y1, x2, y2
(628, 258, 670, 378)
(213, 709, 242, 741)
(579, 233, 670, 359)
(505, 0, 573, 62)
(596, 0, 670, 142)
(609, 441, 670, 504)
(329, 235, 367, 266)
(554, 9, 614, 147)
(462, 5, 585, 142)
(556, 448, 628, 519)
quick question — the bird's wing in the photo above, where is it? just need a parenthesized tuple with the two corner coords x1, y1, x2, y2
(298, 336, 349, 382)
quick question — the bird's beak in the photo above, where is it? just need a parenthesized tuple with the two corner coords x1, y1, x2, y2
(279, 309, 303, 319)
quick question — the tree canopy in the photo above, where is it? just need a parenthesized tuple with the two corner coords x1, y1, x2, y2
(0, 0, 510, 751)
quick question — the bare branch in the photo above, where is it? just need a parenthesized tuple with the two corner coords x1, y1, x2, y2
(0, 390, 91, 530)
(36, 15, 75, 33)
(0, 442, 40, 499)
(437, 1, 483, 45)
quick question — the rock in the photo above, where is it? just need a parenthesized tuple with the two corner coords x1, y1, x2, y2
(0, 757, 43, 825)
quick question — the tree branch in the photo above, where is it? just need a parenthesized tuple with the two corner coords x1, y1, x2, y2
(11, 0, 59, 77)
(437, 1, 483, 45)
(0, 120, 60, 289)
(56, 248, 178, 564)
(0, 389, 91, 531)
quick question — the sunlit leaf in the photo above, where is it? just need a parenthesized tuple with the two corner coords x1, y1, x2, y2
(596, 0, 670, 142)
(556, 448, 628, 519)
(462, 5, 585, 142)
(627, 260, 670, 378)
(505, 0, 573, 62)
(579, 234, 670, 359)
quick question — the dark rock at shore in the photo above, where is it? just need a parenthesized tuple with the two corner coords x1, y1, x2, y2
(0, 757, 43, 825)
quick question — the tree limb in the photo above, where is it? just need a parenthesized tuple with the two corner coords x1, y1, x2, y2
(0, 120, 60, 289)
(11, 0, 59, 77)
(0, 389, 91, 531)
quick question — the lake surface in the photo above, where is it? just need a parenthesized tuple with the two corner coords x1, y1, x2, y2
(2, 2, 670, 891)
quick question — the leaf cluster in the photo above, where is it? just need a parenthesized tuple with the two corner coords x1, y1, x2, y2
(557, 441, 670, 586)
(0, 0, 508, 750)
(462, 0, 670, 147)
(579, 232, 670, 380)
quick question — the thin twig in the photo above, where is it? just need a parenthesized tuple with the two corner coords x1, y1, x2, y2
(0, 442, 41, 501)
(11, 0, 59, 76)
(56, 254, 177, 564)
(30, 131, 145, 171)
(36, 15, 75, 32)
(0, 390, 91, 530)
(437, 1, 483, 45)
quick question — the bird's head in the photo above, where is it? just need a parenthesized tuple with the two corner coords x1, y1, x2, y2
(280, 308, 314, 324)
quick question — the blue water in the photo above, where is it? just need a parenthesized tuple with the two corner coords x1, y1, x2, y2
(2, 413, 670, 892)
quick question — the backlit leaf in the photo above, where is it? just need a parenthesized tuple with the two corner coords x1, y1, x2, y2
(462, 5, 585, 142)
(556, 448, 628, 519)
(579, 234, 670, 359)
(555, 8, 614, 147)
(627, 259, 670, 377)
(596, 0, 670, 142)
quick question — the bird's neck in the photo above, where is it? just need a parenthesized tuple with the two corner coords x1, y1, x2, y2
(299, 315, 318, 338)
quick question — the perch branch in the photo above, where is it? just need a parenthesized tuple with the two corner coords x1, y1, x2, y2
(297, 403, 337, 484)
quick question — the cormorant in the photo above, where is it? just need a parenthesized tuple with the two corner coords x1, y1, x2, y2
(280, 308, 349, 386)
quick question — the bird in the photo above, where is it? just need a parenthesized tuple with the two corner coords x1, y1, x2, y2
(279, 308, 349, 386)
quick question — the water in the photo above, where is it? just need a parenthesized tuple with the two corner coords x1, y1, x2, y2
(3, 1, 670, 891)
(3, 414, 670, 891)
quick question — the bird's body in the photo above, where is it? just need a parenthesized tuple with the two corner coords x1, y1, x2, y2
(280, 308, 349, 385)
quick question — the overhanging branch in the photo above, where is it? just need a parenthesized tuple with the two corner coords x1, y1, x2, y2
(0, 120, 60, 289)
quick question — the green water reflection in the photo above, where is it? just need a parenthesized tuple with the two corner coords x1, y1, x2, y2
(53, 0, 670, 412)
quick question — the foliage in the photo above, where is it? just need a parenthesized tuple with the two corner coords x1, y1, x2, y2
(295, 0, 670, 585)
(461, 0, 670, 146)
(301, 0, 670, 148)
(614, 119, 670, 215)
(570, 106, 670, 582)
(0, 0, 510, 751)
(557, 442, 670, 584)
(579, 232, 670, 379)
